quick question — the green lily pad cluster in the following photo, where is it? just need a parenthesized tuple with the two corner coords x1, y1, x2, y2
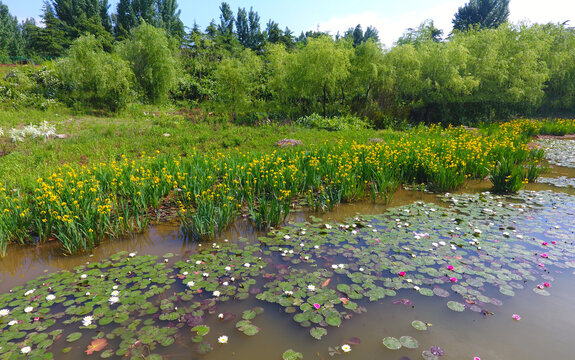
(537, 176, 575, 188)
(537, 139, 575, 168)
(0, 189, 573, 358)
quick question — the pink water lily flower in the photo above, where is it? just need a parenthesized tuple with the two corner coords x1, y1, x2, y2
(474, 357, 481, 360)
(541, 253, 548, 258)
(313, 303, 321, 310)
(398, 271, 406, 277)
(542, 242, 548, 246)
(552, 241, 556, 244)
(512, 314, 521, 321)
(449, 277, 457, 283)
(447, 265, 454, 271)
(544, 282, 551, 288)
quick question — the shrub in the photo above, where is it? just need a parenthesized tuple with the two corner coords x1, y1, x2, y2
(296, 113, 372, 131)
(57, 35, 133, 112)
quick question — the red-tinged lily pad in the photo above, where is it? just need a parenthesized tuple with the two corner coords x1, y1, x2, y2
(347, 337, 361, 345)
(85, 338, 108, 355)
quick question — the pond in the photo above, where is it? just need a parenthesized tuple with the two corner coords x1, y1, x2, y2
(1, 152, 574, 359)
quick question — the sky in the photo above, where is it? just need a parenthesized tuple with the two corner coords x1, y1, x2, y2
(3, 0, 575, 47)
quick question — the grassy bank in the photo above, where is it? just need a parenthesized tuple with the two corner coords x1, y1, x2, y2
(1, 111, 574, 255)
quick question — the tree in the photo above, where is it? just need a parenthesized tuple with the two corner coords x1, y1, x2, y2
(28, 2, 69, 58)
(452, 0, 509, 32)
(396, 20, 443, 46)
(0, 1, 19, 60)
(236, 7, 249, 47)
(118, 22, 177, 104)
(218, 2, 234, 36)
(57, 34, 133, 111)
(156, 0, 185, 39)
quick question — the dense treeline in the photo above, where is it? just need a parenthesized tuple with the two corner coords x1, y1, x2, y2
(0, 0, 574, 125)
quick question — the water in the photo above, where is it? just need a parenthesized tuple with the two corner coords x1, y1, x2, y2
(1, 165, 575, 360)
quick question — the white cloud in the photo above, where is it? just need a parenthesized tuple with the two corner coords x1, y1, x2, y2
(509, 0, 575, 25)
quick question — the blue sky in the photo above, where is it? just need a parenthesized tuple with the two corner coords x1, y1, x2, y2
(3, 0, 574, 47)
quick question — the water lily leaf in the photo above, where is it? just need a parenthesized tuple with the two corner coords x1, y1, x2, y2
(400, 336, 419, 349)
(411, 320, 428, 331)
(422, 350, 440, 360)
(236, 320, 259, 336)
(418, 288, 434, 296)
(192, 325, 210, 337)
(66, 332, 82, 342)
(197, 342, 213, 355)
(283, 349, 303, 360)
(310, 327, 327, 340)
(85, 338, 107, 355)
(533, 288, 551, 296)
(446, 301, 465, 312)
(383, 337, 402, 350)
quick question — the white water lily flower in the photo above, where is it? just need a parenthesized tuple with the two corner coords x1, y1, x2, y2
(85, 292, 91, 296)
(307, 285, 316, 292)
(324, 224, 332, 229)
(338, 264, 345, 269)
(129, 252, 136, 257)
(24, 306, 33, 313)
(182, 272, 188, 276)
(108, 296, 119, 304)
(359, 267, 364, 272)
(187, 281, 195, 288)
(331, 264, 339, 269)
(222, 282, 229, 286)
(218, 335, 228, 344)
(195, 260, 202, 265)
(111, 290, 120, 296)
(244, 263, 251, 267)
(341, 344, 351, 352)
(0, 309, 9, 317)
(80, 274, 87, 279)
(213, 291, 221, 297)
(8, 320, 17, 326)
(112, 285, 118, 290)
(24, 289, 36, 296)
(406, 279, 413, 283)
(299, 243, 304, 247)
(82, 316, 93, 326)
(284, 290, 293, 296)
(283, 235, 291, 240)
(218, 313, 224, 319)
(46, 294, 56, 301)
(432, 242, 439, 247)
(202, 273, 209, 277)
(314, 245, 320, 249)
(21, 346, 31, 354)
(439, 241, 446, 246)
(474, 229, 482, 234)
(413, 286, 421, 291)
(224, 266, 231, 271)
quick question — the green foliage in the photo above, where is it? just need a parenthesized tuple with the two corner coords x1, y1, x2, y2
(296, 113, 372, 131)
(57, 35, 133, 111)
(119, 22, 177, 104)
(490, 158, 525, 193)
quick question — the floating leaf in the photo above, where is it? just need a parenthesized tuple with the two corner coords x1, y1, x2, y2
(66, 332, 82, 342)
(85, 338, 108, 355)
(192, 325, 210, 337)
(412, 320, 428, 331)
(383, 337, 402, 350)
(310, 327, 327, 340)
(400, 336, 419, 349)
(447, 301, 465, 312)
(283, 349, 303, 360)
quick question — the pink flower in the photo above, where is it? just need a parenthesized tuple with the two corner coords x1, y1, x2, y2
(538, 262, 545, 267)
(544, 282, 550, 288)
(541, 253, 548, 258)
(447, 265, 454, 271)
(398, 271, 406, 277)
(512, 314, 521, 321)
(33, 317, 40, 321)
(474, 357, 481, 360)
(313, 303, 321, 310)
(542, 242, 548, 246)
(537, 284, 544, 289)
(449, 277, 457, 283)
(552, 241, 556, 245)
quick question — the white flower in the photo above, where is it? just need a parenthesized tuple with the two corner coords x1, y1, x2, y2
(80, 274, 87, 279)
(222, 282, 229, 286)
(46, 294, 56, 301)
(439, 241, 446, 246)
(195, 260, 202, 265)
(284, 290, 293, 296)
(288, 250, 294, 254)
(109, 296, 119, 304)
(325, 224, 332, 229)
(112, 285, 118, 290)
(244, 263, 251, 268)
(202, 272, 209, 277)
(300, 231, 306, 235)
(432, 242, 439, 247)
(307, 285, 316, 292)
(82, 316, 93, 326)
(299, 243, 304, 247)
(331, 264, 339, 269)
(0, 309, 9, 317)
(314, 245, 320, 249)
(406, 279, 413, 283)
(129, 252, 136, 257)
(474, 229, 482, 234)
(85, 292, 91, 296)
(338, 264, 345, 269)
(24, 306, 33, 313)
(283, 235, 291, 240)
(21, 346, 31, 354)
(24, 289, 36, 296)
(225, 266, 231, 271)
(8, 320, 17, 326)
(218, 335, 228, 344)
(413, 286, 421, 291)
(218, 313, 224, 319)
(341, 344, 351, 352)
(359, 267, 364, 272)
(230, 277, 235, 282)
(187, 281, 195, 288)
(182, 272, 189, 276)
(213, 291, 221, 297)
(111, 290, 120, 296)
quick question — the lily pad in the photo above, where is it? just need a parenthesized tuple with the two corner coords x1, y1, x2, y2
(400, 336, 419, 349)
(310, 327, 327, 340)
(412, 320, 428, 331)
(383, 337, 402, 350)
(283, 349, 303, 360)
(446, 301, 465, 312)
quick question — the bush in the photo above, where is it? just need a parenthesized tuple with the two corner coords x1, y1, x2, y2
(57, 35, 133, 112)
(118, 22, 177, 104)
(296, 113, 372, 131)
